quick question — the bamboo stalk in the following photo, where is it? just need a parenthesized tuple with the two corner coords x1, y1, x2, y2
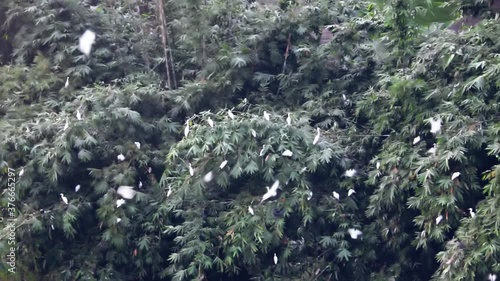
(156, 0, 173, 88)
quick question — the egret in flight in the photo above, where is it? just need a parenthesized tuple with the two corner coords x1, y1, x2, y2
(261, 180, 280, 202)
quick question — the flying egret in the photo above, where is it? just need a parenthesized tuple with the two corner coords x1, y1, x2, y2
(117, 154, 125, 161)
(166, 185, 172, 197)
(261, 180, 280, 202)
(430, 118, 442, 134)
(188, 163, 194, 176)
(248, 206, 254, 215)
(203, 171, 213, 182)
(348, 189, 356, 196)
(345, 169, 357, 177)
(220, 160, 228, 169)
(228, 109, 235, 120)
(348, 228, 362, 239)
(436, 215, 443, 225)
(117, 186, 136, 199)
(376, 161, 380, 169)
(134, 142, 141, 149)
(273, 253, 278, 264)
(468, 208, 476, 218)
(413, 136, 421, 145)
(60, 193, 68, 204)
(184, 122, 190, 137)
(76, 109, 82, 120)
(282, 149, 293, 157)
(332, 191, 340, 200)
(264, 111, 270, 121)
(65, 77, 69, 88)
(286, 113, 291, 125)
(307, 190, 313, 201)
(63, 117, 69, 131)
(207, 117, 214, 128)
(251, 129, 257, 137)
(116, 199, 126, 208)
(313, 128, 320, 145)
(78, 30, 96, 56)
(451, 172, 460, 180)
(75, 185, 81, 192)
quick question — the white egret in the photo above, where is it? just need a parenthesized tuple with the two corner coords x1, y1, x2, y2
(75, 185, 81, 192)
(19, 168, 24, 177)
(313, 128, 320, 145)
(116, 218, 122, 223)
(345, 169, 357, 177)
(147, 167, 152, 174)
(116, 199, 126, 208)
(138, 181, 143, 189)
(348, 189, 356, 196)
(307, 190, 313, 201)
(248, 206, 254, 215)
(117, 186, 136, 199)
(184, 122, 190, 137)
(220, 160, 228, 169)
(436, 215, 443, 225)
(273, 253, 278, 265)
(189, 163, 194, 176)
(251, 129, 257, 137)
(76, 109, 82, 120)
(228, 109, 235, 120)
(451, 172, 461, 180)
(348, 228, 362, 239)
(468, 208, 476, 218)
(166, 185, 172, 197)
(488, 273, 497, 281)
(259, 145, 266, 156)
(207, 117, 214, 128)
(63, 117, 69, 131)
(413, 136, 421, 145)
(428, 144, 437, 155)
(332, 191, 340, 200)
(134, 142, 141, 149)
(376, 161, 380, 169)
(261, 180, 280, 202)
(286, 113, 291, 125)
(65, 77, 69, 88)
(117, 154, 125, 161)
(203, 171, 213, 182)
(60, 193, 68, 204)
(78, 30, 96, 56)
(430, 118, 442, 134)
(264, 111, 270, 121)
(282, 149, 293, 157)
(51, 224, 55, 230)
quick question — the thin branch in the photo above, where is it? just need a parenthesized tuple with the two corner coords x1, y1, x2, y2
(156, 0, 173, 89)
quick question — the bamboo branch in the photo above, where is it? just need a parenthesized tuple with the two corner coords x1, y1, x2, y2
(156, 0, 174, 89)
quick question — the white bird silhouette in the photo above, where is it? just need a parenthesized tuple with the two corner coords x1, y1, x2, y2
(60, 193, 68, 204)
(117, 186, 136, 199)
(264, 111, 270, 121)
(282, 149, 293, 157)
(488, 273, 497, 281)
(261, 180, 280, 202)
(184, 122, 190, 137)
(117, 154, 125, 161)
(430, 118, 442, 134)
(138, 181, 143, 189)
(166, 185, 172, 197)
(348, 189, 356, 196)
(251, 129, 257, 137)
(19, 168, 24, 177)
(220, 160, 228, 169)
(78, 30, 96, 56)
(348, 228, 362, 239)
(65, 77, 69, 88)
(116, 218, 122, 223)
(228, 109, 235, 120)
(436, 215, 443, 225)
(203, 171, 214, 182)
(286, 113, 291, 125)
(147, 167, 152, 174)
(451, 172, 460, 180)
(51, 224, 55, 230)
(345, 169, 357, 177)
(469, 208, 476, 218)
(207, 117, 214, 128)
(313, 128, 320, 145)
(63, 117, 69, 131)
(342, 94, 347, 101)
(75, 185, 81, 192)
(116, 199, 126, 208)
(248, 206, 254, 215)
(376, 161, 381, 169)
(134, 142, 141, 149)
(259, 145, 266, 156)
(333, 191, 340, 200)
(76, 109, 82, 120)
(273, 253, 278, 264)
(307, 190, 313, 200)
(189, 163, 194, 176)
(413, 136, 421, 145)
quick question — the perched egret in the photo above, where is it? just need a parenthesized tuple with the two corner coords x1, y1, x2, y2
(60, 193, 68, 204)
(332, 191, 340, 200)
(147, 167, 152, 174)
(488, 273, 497, 281)
(468, 208, 476, 218)
(51, 224, 55, 230)
(228, 109, 235, 120)
(376, 161, 381, 169)
(413, 136, 421, 145)
(282, 149, 293, 157)
(19, 168, 24, 177)
(138, 181, 143, 189)
(251, 129, 257, 138)
(259, 145, 266, 156)
(117, 154, 125, 161)
(430, 118, 442, 134)
(261, 180, 280, 202)
(248, 206, 254, 215)
(273, 253, 278, 265)
(264, 111, 270, 121)
(428, 144, 437, 155)
(134, 142, 141, 149)
(75, 185, 81, 192)
(203, 171, 214, 182)
(78, 30, 96, 56)
(220, 160, 228, 169)
(166, 185, 172, 197)
(313, 128, 320, 145)
(65, 77, 69, 88)
(348, 228, 362, 239)
(286, 113, 291, 125)
(348, 189, 356, 196)
(116, 199, 126, 208)
(451, 172, 461, 180)
(207, 117, 214, 128)
(63, 117, 69, 131)
(116, 218, 122, 223)
(436, 215, 443, 225)
(76, 109, 82, 120)
(117, 186, 136, 199)
(342, 94, 347, 101)
(345, 169, 357, 177)
(184, 122, 190, 137)
(188, 163, 194, 176)
(307, 190, 313, 201)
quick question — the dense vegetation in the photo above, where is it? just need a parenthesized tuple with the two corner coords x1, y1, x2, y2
(0, 0, 499, 280)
